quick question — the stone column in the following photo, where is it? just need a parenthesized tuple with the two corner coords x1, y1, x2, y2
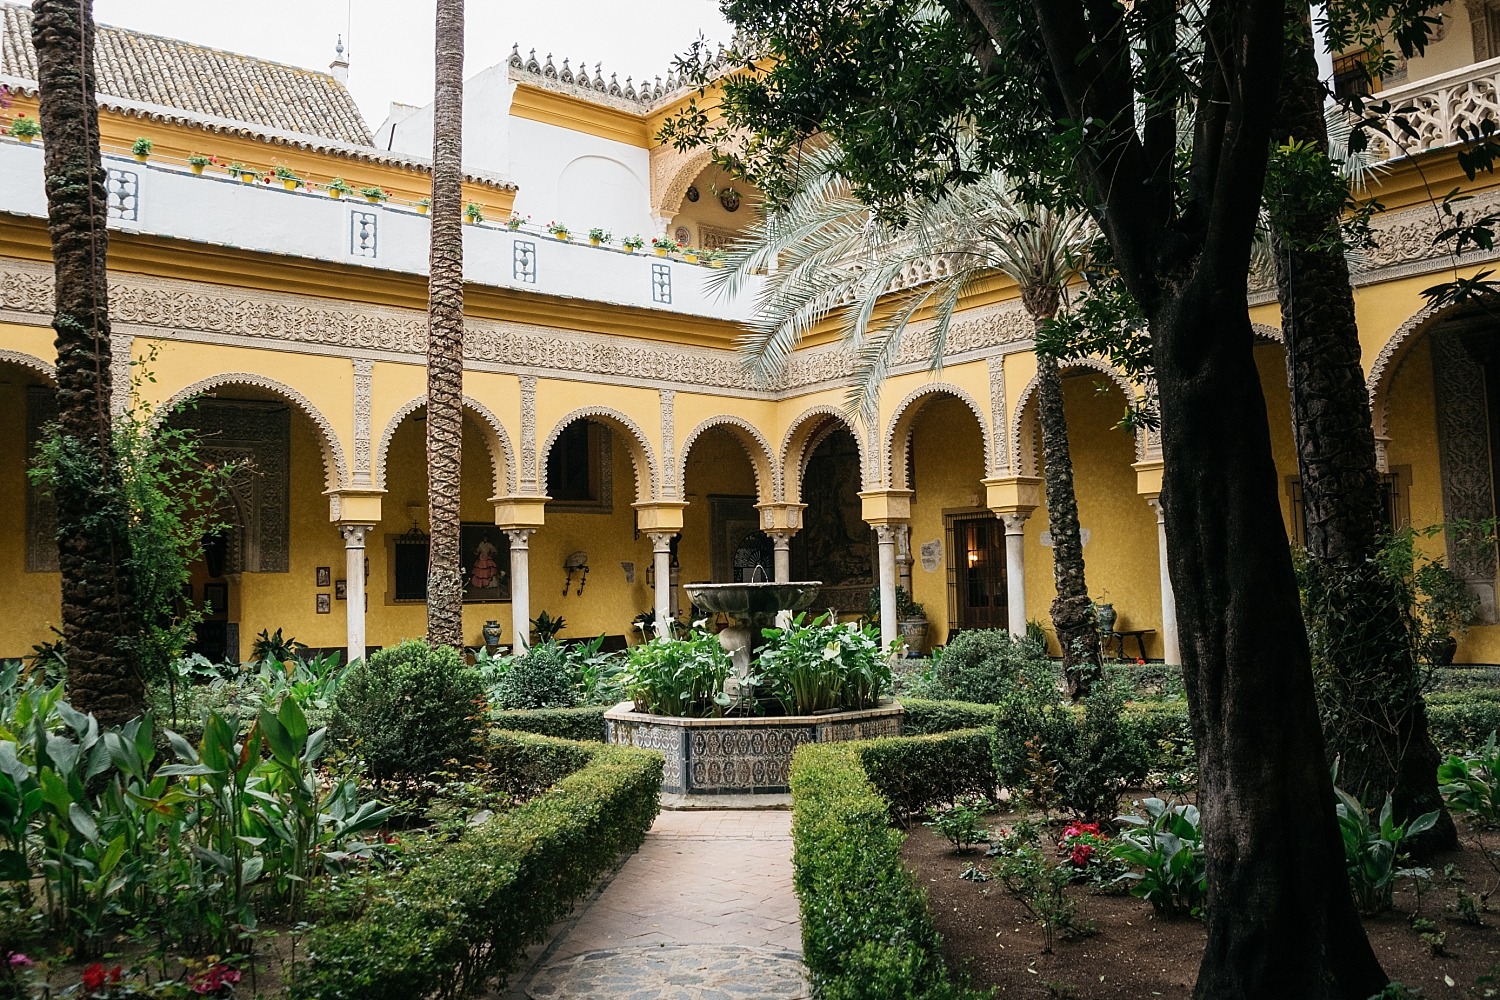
(507, 528, 535, 653)
(649, 531, 677, 637)
(768, 529, 795, 582)
(895, 523, 913, 595)
(339, 523, 373, 663)
(1149, 499, 1180, 665)
(1001, 513, 1030, 640)
(874, 524, 901, 650)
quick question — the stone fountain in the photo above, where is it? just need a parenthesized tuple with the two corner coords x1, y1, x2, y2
(605, 572, 904, 807)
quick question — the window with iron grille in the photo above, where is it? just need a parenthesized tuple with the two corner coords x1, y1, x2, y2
(513, 239, 536, 283)
(391, 525, 429, 602)
(106, 169, 138, 221)
(1287, 467, 1409, 549)
(350, 211, 378, 258)
(651, 262, 672, 304)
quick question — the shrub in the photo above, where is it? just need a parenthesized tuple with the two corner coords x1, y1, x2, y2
(1110, 797, 1206, 918)
(1104, 660, 1186, 700)
(790, 743, 987, 1000)
(491, 704, 609, 742)
(923, 796, 990, 852)
(993, 677, 1148, 820)
(900, 698, 996, 735)
(490, 641, 580, 710)
(927, 629, 1051, 704)
(857, 728, 997, 820)
(759, 614, 888, 713)
(1427, 690, 1500, 750)
(987, 823, 1093, 953)
(1438, 730, 1500, 827)
(330, 640, 485, 779)
(291, 733, 662, 1000)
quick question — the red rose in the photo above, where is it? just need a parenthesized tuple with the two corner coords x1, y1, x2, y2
(81, 963, 106, 991)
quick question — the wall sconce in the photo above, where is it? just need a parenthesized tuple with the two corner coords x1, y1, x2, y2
(563, 550, 590, 596)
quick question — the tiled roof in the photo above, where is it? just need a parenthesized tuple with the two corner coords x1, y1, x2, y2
(0, 3, 372, 145)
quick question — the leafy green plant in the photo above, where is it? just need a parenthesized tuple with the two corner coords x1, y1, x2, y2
(923, 795, 989, 853)
(531, 611, 566, 643)
(252, 627, 305, 665)
(987, 824, 1093, 953)
(1439, 729, 1500, 827)
(360, 185, 389, 201)
(130, 136, 152, 157)
(1110, 797, 1207, 918)
(621, 628, 731, 717)
(865, 585, 925, 623)
(1334, 781, 1437, 915)
(490, 641, 579, 710)
(927, 628, 1051, 704)
(758, 614, 887, 714)
(6, 115, 40, 139)
(330, 640, 485, 779)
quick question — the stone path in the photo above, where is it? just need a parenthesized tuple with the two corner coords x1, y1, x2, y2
(508, 810, 809, 1000)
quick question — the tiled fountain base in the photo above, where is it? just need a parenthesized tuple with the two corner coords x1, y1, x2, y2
(525, 945, 807, 999)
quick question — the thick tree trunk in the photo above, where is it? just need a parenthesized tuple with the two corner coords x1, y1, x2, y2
(1271, 10, 1454, 852)
(425, 0, 465, 648)
(1155, 279, 1387, 999)
(31, 0, 144, 726)
(1023, 287, 1102, 697)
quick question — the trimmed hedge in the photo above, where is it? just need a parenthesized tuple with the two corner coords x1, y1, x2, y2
(292, 731, 662, 1000)
(857, 728, 997, 820)
(1427, 692, 1500, 751)
(791, 742, 989, 1000)
(490, 703, 610, 741)
(901, 697, 995, 735)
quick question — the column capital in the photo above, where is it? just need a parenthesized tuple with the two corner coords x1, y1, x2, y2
(858, 489, 913, 525)
(1000, 511, 1031, 534)
(983, 475, 1042, 516)
(755, 502, 807, 533)
(1132, 459, 1165, 501)
(505, 527, 537, 547)
(634, 500, 690, 533)
(492, 495, 549, 530)
(873, 523, 902, 543)
(337, 522, 375, 545)
(327, 488, 384, 524)
(647, 530, 678, 552)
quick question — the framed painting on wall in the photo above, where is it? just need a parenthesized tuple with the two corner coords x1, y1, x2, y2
(460, 523, 510, 602)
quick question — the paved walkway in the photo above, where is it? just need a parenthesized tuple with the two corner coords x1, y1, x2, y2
(509, 810, 809, 1000)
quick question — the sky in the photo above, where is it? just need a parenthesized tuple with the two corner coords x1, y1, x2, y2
(90, 1, 734, 128)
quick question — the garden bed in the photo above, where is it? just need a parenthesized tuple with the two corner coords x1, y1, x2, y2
(904, 816, 1500, 999)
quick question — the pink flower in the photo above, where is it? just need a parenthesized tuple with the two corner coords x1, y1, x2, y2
(6, 952, 29, 967)
(1071, 843, 1094, 866)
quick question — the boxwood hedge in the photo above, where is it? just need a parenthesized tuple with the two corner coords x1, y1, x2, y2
(490, 703, 610, 741)
(856, 728, 997, 821)
(791, 742, 990, 1000)
(291, 731, 662, 1000)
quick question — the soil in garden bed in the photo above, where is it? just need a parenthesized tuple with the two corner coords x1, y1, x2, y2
(903, 819, 1500, 998)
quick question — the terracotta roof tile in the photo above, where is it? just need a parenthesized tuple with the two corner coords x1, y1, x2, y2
(1, 3, 371, 145)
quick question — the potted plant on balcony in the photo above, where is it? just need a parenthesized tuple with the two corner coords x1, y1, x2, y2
(547, 220, 571, 241)
(7, 115, 40, 143)
(361, 185, 390, 204)
(506, 211, 528, 230)
(680, 245, 700, 264)
(232, 163, 259, 184)
(706, 248, 726, 268)
(187, 153, 213, 175)
(326, 177, 353, 199)
(273, 164, 303, 191)
(416, 197, 431, 216)
(651, 234, 677, 257)
(465, 202, 485, 224)
(131, 137, 152, 163)
(622, 234, 644, 254)
(588, 226, 611, 247)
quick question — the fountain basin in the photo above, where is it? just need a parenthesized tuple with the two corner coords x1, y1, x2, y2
(605, 699, 904, 804)
(684, 581, 824, 618)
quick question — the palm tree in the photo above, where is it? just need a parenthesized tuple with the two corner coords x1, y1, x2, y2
(425, 0, 465, 649)
(717, 150, 1105, 693)
(30, 0, 146, 725)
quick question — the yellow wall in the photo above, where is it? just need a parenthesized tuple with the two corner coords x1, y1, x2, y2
(0, 364, 61, 659)
(907, 396, 986, 646)
(679, 426, 761, 588)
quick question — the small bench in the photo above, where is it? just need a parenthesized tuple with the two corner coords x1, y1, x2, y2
(1107, 629, 1155, 662)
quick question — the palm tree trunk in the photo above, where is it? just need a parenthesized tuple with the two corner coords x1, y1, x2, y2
(1025, 287, 1103, 697)
(1271, 8, 1453, 851)
(425, 0, 465, 649)
(31, 0, 144, 725)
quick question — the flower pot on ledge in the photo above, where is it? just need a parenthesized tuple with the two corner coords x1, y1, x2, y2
(133, 153, 149, 164)
(329, 188, 344, 199)
(189, 163, 205, 175)
(654, 247, 669, 257)
(589, 237, 602, 246)
(282, 179, 298, 191)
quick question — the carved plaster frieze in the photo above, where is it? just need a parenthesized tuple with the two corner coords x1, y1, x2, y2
(519, 375, 538, 492)
(659, 389, 677, 498)
(352, 358, 373, 485)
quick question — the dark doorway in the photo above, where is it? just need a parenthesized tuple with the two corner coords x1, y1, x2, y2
(952, 515, 1007, 631)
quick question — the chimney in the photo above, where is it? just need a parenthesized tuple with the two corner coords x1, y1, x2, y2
(330, 35, 349, 85)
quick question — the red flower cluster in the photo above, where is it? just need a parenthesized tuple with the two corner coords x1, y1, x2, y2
(81, 963, 122, 992)
(1059, 822, 1107, 868)
(190, 963, 242, 995)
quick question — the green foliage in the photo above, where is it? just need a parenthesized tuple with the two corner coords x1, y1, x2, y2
(856, 728, 997, 821)
(251, 627, 305, 665)
(1438, 730, 1500, 826)
(490, 641, 580, 710)
(531, 610, 566, 642)
(1334, 781, 1437, 915)
(926, 629, 1051, 705)
(1103, 660, 1186, 700)
(491, 704, 609, 742)
(986, 823, 1093, 953)
(621, 627, 731, 717)
(1425, 690, 1500, 751)
(330, 640, 485, 779)
(923, 795, 990, 853)
(789, 743, 988, 1000)
(900, 698, 996, 735)
(1110, 798, 1207, 919)
(866, 586, 926, 623)
(759, 614, 888, 714)
(993, 674, 1148, 820)
(290, 734, 663, 1000)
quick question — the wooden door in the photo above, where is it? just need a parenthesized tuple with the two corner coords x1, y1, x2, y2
(954, 516, 1008, 631)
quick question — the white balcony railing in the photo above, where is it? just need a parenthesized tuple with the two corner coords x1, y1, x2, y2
(1367, 56, 1500, 160)
(0, 136, 762, 322)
